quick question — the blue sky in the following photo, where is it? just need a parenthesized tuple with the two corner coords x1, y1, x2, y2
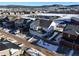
(0, 2, 79, 6)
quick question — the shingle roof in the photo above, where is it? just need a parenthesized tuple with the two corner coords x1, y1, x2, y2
(64, 24, 79, 35)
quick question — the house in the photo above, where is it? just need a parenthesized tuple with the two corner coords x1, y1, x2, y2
(9, 12, 15, 15)
(29, 19, 53, 38)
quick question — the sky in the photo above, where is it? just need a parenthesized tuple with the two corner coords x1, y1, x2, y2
(0, 2, 79, 6)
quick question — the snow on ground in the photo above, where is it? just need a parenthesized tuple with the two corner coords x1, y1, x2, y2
(26, 48, 46, 56)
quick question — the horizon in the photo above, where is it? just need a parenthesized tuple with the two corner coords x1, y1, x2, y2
(0, 2, 78, 6)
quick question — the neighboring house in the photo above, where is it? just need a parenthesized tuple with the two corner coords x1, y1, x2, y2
(15, 18, 25, 28)
(49, 15, 79, 32)
(48, 20, 67, 32)
(71, 17, 79, 25)
(60, 24, 79, 50)
(15, 18, 33, 28)
(15, 18, 33, 33)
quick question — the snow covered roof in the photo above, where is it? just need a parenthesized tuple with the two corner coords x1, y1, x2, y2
(55, 15, 79, 21)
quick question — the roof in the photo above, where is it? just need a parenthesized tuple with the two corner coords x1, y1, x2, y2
(54, 15, 79, 22)
(39, 19, 52, 28)
(64, 24, 79, 35)
(71, 17, 79, 22)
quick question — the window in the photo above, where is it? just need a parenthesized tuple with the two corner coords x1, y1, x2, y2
(63, 33, 68, 39)
(75, 36, 79, 45)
